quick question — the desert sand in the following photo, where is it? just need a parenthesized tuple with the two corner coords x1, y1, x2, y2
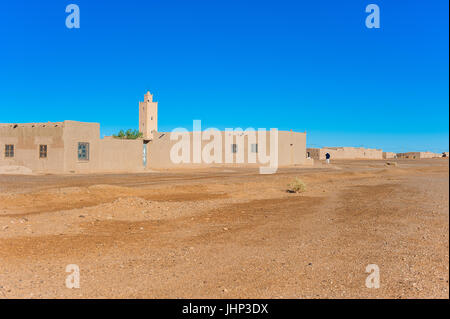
(0, 158, 448, 298)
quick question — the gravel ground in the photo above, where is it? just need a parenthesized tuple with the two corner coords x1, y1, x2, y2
(0, 159, 448, 298)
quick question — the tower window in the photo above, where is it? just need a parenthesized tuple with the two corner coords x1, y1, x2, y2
(39, 145, 48, 158)
(251, 144, 258, 153)
(231, 144, 238, 153)
(5, 144, 14, 158)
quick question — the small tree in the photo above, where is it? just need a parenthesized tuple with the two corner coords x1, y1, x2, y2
(115, 130, 125, 138)
(113, 129, 143, 140)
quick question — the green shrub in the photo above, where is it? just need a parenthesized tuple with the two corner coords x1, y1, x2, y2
(113, 129, 143, 140)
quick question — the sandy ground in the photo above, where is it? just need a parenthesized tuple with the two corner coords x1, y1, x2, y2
(0, 159, 448, 299)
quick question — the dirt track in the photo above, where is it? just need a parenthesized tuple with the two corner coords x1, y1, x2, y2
(0, 159, 448, 298)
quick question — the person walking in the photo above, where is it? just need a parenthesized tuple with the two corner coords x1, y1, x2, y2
(325, 152, 331, 164)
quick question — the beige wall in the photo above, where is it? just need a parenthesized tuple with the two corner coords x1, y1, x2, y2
(396, 152, 442, 159)
(307, 147, 383, 160)
(278, 131, 307, 166)
(98, 137, 144, 172)
(0, 121, 145, 174)
(306, 148, 320, 160)
(63, 121, 144, 173)
(147, 130, 307, 168)
(1, 121, 307, 173)
(383, 152, 397, 159)
(0, 122, 66, 173)
(63, 121, 101, 173)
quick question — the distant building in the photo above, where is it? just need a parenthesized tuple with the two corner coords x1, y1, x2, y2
(383, 152, 397, 159)
(306, 146, 383, 160)
(396, 152, 442, 159)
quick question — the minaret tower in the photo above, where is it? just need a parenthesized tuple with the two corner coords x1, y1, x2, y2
(139, 91, 158, 140)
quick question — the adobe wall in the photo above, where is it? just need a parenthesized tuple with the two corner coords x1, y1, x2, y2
(396, 152, 420, 159)
(0, 121, 145, 174)
(278, 131, 307, 166)
(383, 152, 397, 159)
(396, 152, 442, 159)
(306, 148, 321, 160)
(147, 130, 307, 169)
(306, 147, 383, 160)
(98, 137, 144, 172)
(63, 121, 144, 173)
(321, 147, 346, 160)
(423, 152, 442, 158)
(0, 122, 66, 173)
(62, 121, 102, 173)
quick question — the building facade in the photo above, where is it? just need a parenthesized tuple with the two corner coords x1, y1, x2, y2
(0, 121, 143, 174)
(306, 146, 383, 160)
(0, 92, 310, 173)
(396, 152, 442, 159)
(146, 129, 309, 168)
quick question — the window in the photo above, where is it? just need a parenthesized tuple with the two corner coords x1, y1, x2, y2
(39, 145, 47, 158)
(251, 143, 258, 153)
(78, 142, 90, 161)
(5, 144, 14, 158)
(231, 144, 238, 153)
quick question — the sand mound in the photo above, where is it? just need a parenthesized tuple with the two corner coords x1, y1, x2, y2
(109, 196, 152, 208)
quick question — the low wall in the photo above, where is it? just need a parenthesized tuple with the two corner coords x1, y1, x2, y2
(383, 152, 397, 159)
(147, 130, 307, 169)
(98, 138, 144, 172)
(307, 147, 383, 160)
(396, 152, 442, 159)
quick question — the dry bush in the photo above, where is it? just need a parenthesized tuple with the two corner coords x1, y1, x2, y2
(287, 178, 307, 193)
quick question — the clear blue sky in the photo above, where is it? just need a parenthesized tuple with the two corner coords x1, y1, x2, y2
(0, 0, 448, 152)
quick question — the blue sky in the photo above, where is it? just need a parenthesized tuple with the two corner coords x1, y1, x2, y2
(0, 0, 448, 152)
